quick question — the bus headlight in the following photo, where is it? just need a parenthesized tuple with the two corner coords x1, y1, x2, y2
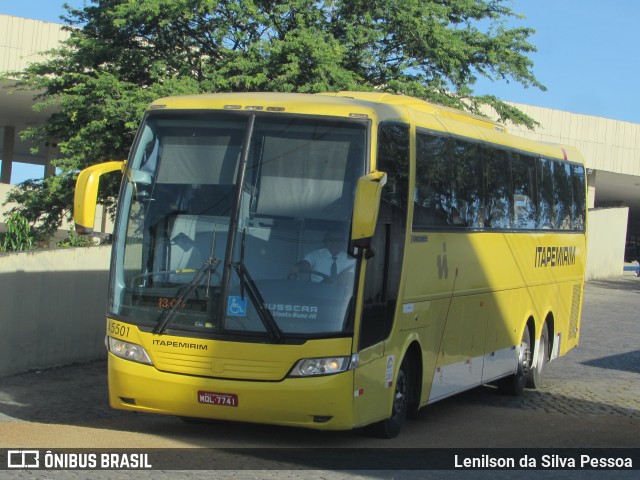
(107, 337, 153, 365)
(289, 354, 358, 377)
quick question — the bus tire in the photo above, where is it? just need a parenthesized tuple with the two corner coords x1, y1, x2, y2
(526, 322, 549, 389)
(499, 325, 531, 396)
(370, 357, 411, 439)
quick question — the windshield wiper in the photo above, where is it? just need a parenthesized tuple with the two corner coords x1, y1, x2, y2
(153, 255, 220, 334)
(232, 229, 283, 342)
(232, 263, 282, 342)
(153, 226, 220, 335)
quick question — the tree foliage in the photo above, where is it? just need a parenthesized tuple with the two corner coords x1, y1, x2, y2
(6, 0, 544, 236)
(0, 213, 34, 252)
(55, 229, 96, 248)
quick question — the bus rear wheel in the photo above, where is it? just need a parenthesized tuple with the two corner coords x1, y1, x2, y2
(499, 326, 531, 396)
(527, 323, 549, 389)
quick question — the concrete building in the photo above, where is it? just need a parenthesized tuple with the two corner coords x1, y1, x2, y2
(0, 14, 70, 183)
(1, 14, 639, 274)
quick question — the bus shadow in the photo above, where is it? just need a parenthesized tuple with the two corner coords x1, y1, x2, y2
(582, 350, 640, 374)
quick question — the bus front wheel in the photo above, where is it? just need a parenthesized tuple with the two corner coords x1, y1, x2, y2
(369, 357, 411, 439)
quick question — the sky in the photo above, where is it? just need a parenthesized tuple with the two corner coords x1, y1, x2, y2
(1, 0, 639, 182)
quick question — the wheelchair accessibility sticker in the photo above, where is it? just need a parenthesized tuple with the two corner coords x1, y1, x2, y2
(227, 296, 248, 316)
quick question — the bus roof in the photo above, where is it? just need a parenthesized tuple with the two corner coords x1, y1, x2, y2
(148, 91, 400, 120)
(322, 91, 506, 132)
(147, 91, 583, 164)
(149, 91, 502, 130)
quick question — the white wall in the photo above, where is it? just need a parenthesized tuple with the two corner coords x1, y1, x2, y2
(586, 207, 629, 280)
(0, 246, 110, 377)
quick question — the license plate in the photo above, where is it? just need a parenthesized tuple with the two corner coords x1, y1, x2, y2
(197, 391, 238, 407)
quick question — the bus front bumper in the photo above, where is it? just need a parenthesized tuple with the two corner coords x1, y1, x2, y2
(107, 353, 355, 430)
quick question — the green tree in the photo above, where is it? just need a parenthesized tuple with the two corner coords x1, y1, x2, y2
(0, 213, 35, 252)
(6, 0, 544, 236)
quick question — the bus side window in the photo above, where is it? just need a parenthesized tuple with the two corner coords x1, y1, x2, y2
(414, 132, 449, 228)
(572, 165, 586, 231)
(451, 140, 483, 228)
(512, 154, 537, 229)
(483, 148, 512, 229)
(537, 158, 555, 229)
(554, 162, 573, 230)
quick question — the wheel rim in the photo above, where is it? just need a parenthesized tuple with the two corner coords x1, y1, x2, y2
(536, 337, 546, 371)
(518, 335, 531, 377)
(391, 369, 408, 419)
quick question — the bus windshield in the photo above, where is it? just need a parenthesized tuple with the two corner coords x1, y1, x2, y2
(110, 112, 367, 340)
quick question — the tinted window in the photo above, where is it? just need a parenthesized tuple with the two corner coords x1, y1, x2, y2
(512, 154, 537, 229)
(378, 123, 410, 215)
(451, 140, 483, 228)
(554, 162, 573, 230)
(414, 134, 450, 228)
(537, 159, 555, 228)
(572, 165, 586, 231)
(484, 149, 512, 228)
(412, 130, 584, 233)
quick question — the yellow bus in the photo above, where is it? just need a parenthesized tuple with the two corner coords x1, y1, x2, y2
(74, 91, 586, 438)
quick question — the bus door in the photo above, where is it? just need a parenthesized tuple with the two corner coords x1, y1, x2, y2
(352, 122, 409, 426)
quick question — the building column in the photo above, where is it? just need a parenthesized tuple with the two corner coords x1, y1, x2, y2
(44, 141, 58, 178)
(587, 169, 597, 209)
(1, 126, 15, 184)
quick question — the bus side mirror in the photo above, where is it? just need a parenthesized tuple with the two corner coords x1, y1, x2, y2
(351, 171, 387, 250)
(74, 161, 125, 234)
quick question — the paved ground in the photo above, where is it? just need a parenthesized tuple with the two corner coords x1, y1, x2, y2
(0, 277, 639, 479)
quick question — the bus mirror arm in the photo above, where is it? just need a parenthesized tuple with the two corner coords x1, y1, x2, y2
(74, 161, 125, 234)
(351, 171, 387, 251)
(364, 246, 376, 260)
